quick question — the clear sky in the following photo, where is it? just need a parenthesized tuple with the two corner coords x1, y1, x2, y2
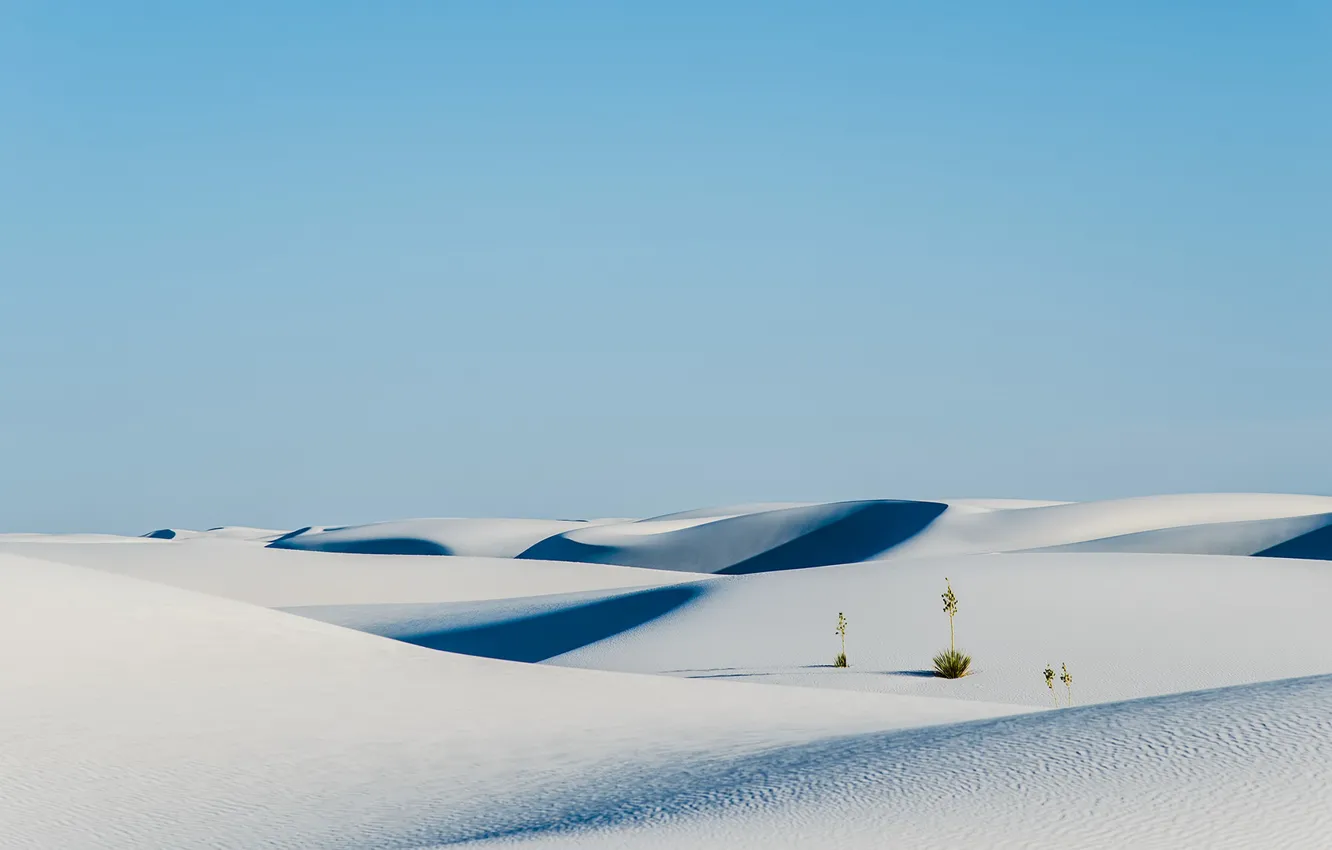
(2, 2, 1329, 533)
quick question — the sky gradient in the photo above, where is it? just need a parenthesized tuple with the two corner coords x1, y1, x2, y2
(2, 2, 1329, 533)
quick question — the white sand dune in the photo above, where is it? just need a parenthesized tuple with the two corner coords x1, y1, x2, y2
(6, 551, 1330, 848)
(0, 554, 1019, 849)
(7, 491, 1332, 847)
(0, 538, 700, 607)
(141, 525, 289, 541)
(147, 494, 1332, 577)
(268, 517, 627, 557)
(463, 674, 1332, 849)
(0, 532, 155, 544)
(552, 551, 1332, 704)
(533, 493, 1332, 571)
(292, 551, 1332, 705)
(887, 492, 1332, 560)
(518, 499, 950, 573)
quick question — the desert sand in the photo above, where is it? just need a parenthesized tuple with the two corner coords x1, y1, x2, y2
(3, 493, 1331, 848)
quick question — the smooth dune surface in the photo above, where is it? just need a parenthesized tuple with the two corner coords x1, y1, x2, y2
(244, 493, 1332, 575)
(291, 551, 1332, 705)
(519, 499, 950, 573)
(0, 554, 1018, 849)
(888, 493, 1332, 560)
(0, 537, 701, 606)
(461, 674, 1332, 849)
(269, 517, 626, 557)
(141, 525, 289, 541)
(7, 491, 1332, 848)
(549, 552, 1332, 704)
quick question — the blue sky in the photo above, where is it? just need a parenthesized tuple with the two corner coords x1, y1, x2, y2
(2, 2, 1329, 533)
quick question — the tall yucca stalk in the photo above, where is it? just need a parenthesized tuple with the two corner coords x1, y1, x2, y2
(833, 612, 848, 668)
(1044, 664, 1058, 706)
(941, 578, 959, 653)
(932, 578, 971, 678)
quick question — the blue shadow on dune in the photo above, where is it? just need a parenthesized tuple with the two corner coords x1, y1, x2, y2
(402, 585, 704, 661)
(519, 499, 948, 574)
(716, 500, 947, 575)
(1255, 516, 1332, 560)
(269, 535, 453, 555)
(268, 526, 314, 544)
(292, 583, 708, 663)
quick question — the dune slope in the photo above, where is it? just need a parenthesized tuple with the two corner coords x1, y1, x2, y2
(294, 551, 1332, 706)
(119, 494, 1332, 578)
(267, 517, 625, 557)
(0, 553, 1019, 849)
(461, 673, 1332, 849)
(9, 491, 1332, 848)
(0, 538, 703, 606)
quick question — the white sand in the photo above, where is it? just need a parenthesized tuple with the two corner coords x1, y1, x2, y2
(549, 552, 1332, 704)
(466, 674, 1332, 849)
(522, 494, 1332, 571)
(0, 537, 701, 606)
(0, 554, 1017, 849)
(6, 491, 1332, 848)
(269, 517, 626, 557)
(141, 526, 289, 541)
(887, 492, 1332, 559)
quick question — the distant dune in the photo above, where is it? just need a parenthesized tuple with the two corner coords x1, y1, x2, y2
(264, 493, 1332, 570)
(268, 517, 623, 557)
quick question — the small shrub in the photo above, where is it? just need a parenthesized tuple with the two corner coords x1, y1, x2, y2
(1060, 663, 1074, 706)
(933, 647, 972, 679)
(833, 612, 849, 668)
(1043, 664, 1059, 706)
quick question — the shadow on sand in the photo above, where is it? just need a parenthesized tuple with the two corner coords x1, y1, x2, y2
(717, 500, 947, 574)
(293, 584, 708, 663)
(270, 535, 453, 555)
(519, 500, 947, 574)
(1256, 516, 1332, 560)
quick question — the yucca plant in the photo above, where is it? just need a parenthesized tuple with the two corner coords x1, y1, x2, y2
(833, 612, 849, 667)
(932, 577, 971, 678)
(1044, 664, 1058, 706)
(932, 647, 971, 678)
(1060, 663, 1073, 706)
(942, 578, 958, 652)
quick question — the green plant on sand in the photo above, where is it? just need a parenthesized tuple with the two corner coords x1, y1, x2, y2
(933, 647, 971, 678)
(933, 577, 972, 678)
(1060, 662, 1074, 706)
(1044, 664, 1058, 706)
(833, 612, 849, 668)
